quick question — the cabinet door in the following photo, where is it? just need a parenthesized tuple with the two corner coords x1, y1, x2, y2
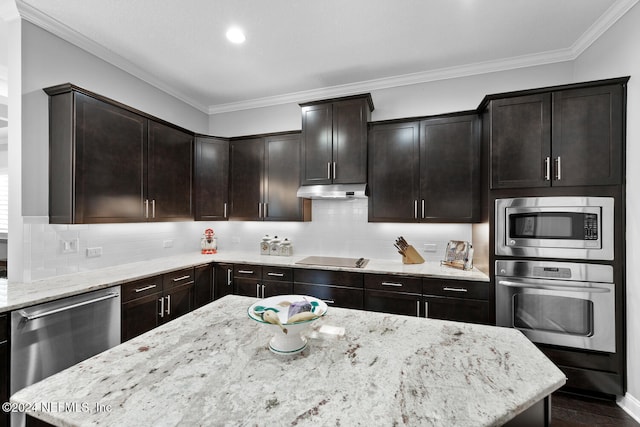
(235, 279, 262, 298)
(293, 283, 363, 310)
(73, 92, 147, 223)
(420, 115, 480, 222)
(262, 281, 294, 298)
(364, 289, 422, 317)
(194, 136, 229, 221)
(147, 121, 193, 220)
(552, 84, 623, 187)
(332, 98, 369, 184)
(230, 138, 264, 220)
(121, 293, 160, 342)
(214, 263, 234, 300)
(194, 264, 213, 309)
(162, 284, 193, 324)
(368, 121, 420, 222)
(301, 103, 333, 185)
(490, 94, 551, 189)
(423, 296, 490, 325)
(264, 133, 305, 221)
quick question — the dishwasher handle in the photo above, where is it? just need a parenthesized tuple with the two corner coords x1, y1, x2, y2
(18, 292, 119, 321)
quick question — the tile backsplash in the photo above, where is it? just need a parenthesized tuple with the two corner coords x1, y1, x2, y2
(22, 199, 472, 282)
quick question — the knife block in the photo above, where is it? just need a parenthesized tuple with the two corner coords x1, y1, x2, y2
(402, 245, 425, 264)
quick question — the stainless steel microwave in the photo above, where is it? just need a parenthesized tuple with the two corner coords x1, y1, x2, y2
(495, 197, 614, 260)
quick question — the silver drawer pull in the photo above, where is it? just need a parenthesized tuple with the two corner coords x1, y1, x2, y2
(322, 299, 335, 305)
(267, 272, 285, 277)
(172, 275, 191, 282)
(238, 270, 254, 274)
(134, 284, 157, 293)
(443, 287, 468, 293)
(416, 300, 420, 317)
(381, 282, 403, 287)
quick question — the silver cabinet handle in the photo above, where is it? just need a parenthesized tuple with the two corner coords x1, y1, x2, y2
(258, 203, 262, 218)
(443, 287, 468, 293)
(18, 292, 119, 321)
(322, 299, 335, 305)
(151, 199, 156, 219)
(327, 162, 331, 180)
(267, 272, 285, 277)
(223, 202, 228, 218)
(424, 301, 429, 318)
(256, 284, 261, 298)
(159, 297, 165, 318)
(172, 275, 191, 282)
(166, 295, 171, 315)
(421, 200, 425, 219)
(262, 285, 265, 298)
(333, 162, 336, 180)
(381, 282, 403, 287)
(544, 157, 551, 181)
(135, 284, 157, 293)
(416, 300, 420, 317)
(227, 269, 232, 286)
(414, 200, 418, 219)
(264, 202, 268, 218)
(555, 156, 562, 180)
(144, 199, 149, 218)
(238, 270, 254, 274)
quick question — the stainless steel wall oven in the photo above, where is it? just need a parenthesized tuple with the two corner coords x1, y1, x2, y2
(496, 260, 615, 353)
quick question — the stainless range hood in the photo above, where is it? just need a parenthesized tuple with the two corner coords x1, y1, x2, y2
(296, 183, 368, 199)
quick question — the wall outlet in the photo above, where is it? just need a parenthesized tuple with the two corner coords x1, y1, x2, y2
(423, 243, 437, 253)
(60, 238, 79, 254)
(163, 239, 174, 248)
(86, 247, 102, 258)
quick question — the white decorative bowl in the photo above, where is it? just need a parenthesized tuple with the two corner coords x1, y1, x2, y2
(248, 295, 328, 355)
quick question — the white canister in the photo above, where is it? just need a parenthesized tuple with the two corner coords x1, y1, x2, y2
(270, 236, 281, 255)
(260, 235, 271, 255)
(279, 238, 293, 256)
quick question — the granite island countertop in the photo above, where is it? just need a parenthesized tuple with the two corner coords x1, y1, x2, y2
(0, 251, 489, 313)
(11, 295, 565, 426)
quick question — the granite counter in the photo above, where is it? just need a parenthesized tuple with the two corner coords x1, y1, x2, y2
(0, 251, 489, 313)
(10, 295, 565, 426)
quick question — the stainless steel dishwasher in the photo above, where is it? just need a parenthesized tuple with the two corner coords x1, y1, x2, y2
(10, 286, 121, 426)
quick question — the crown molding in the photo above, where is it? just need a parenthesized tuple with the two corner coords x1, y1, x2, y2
(14, 0, 210, 113)
(13, 0, 638, 116)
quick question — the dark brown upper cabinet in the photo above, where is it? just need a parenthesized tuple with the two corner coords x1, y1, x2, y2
(489, 82, 625, 189)
(229, 132, 311, 221)
(300, 94, 374, 185)
(45, 84, 194, 224)
(368, 114, 480, 223)
(194, 136, 229, 221)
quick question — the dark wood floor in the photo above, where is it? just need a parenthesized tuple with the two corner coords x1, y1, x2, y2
(551, 392, 639, 426)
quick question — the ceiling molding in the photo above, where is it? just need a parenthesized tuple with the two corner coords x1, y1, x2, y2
(15, 0, 210, 113)
(14, 0, 638, 116)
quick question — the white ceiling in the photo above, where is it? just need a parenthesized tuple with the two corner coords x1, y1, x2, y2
(8, 0, 640, 113)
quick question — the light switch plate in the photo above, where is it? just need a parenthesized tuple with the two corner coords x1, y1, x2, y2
(86, 247, 102, 258)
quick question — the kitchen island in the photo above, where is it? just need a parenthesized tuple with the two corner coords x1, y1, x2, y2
(11, 295, 565, 426)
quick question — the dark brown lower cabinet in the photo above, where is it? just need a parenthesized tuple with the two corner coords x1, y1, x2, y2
(422, 279, 491, 325)
(1, 313, 8, 427)
(121, 268, 194, 342)
(234, 265, 293, 298)
(214, 263, 234, 300)
(193, 264, 213, 309)
(293, 269, 364, 310)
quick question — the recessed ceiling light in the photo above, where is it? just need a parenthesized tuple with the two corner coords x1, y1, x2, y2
(226, 27, 246, 44)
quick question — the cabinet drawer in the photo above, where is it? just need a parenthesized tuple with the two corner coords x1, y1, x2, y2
(262, 266, 293, 282)
(0, 313, 7, 342)
(364, 274, 421, 294)
(234, 265, 262, 280)
(364, 290, 421, 317)
(422, 279, 490, 300)
(163, 268, 195, 290)
(294, 283, 363, 310)
(121, 276, 163, 302)
(293, 269, 363, 288)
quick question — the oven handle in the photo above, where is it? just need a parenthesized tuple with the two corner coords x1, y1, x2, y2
(497, 280, 611, 294)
